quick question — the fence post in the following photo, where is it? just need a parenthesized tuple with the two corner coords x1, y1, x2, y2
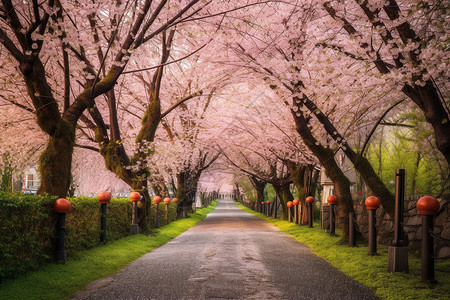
(365, 196, 381, 256)
(349, 212, 356, 247)
(164, 197, 171, 225)
(306, 196, 314, 228)
(97, 192, 111, 244)
(130, 192, 140, 234)
(417, 196, 440, 283)
(287, 201, 293, 222)
(153, 196, 162, 228)
(293, 199, 300, 224)
(327, 195, 337, 235)
(388, 169, 409, 273)
(54, 198, 71, 264)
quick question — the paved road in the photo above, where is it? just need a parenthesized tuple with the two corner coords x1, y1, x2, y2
(73, 198, 378, 300)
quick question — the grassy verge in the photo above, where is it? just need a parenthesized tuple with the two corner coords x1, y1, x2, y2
(0, 201, 218, 300)
(236, 202, 450, 300)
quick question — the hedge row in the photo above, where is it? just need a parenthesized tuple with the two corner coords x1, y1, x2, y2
(0, 193, 177, 281)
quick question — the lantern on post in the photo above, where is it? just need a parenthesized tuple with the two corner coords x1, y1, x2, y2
(306, 196, 314, 228)
(261, 201, 265, 214)
(293, 199, 300, 224)
(327, 195, 337, 235)
(266, 201, 270, 217)
(365, 196, 381, 256)
(130, 192, 141, 234)
(97, 192, 111, 243)
(287, 201, 293, 222)
(417, 196, 440, 283)
(153, 196, 162, 228)
(54, 198, 71, 264)
(164, 197, 171, 225)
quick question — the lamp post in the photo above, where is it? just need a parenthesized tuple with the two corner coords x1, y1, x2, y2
(130, 192, 140, 234)
(365, 196, 381, 256)
(54, 198, 71, 264)
(327, 195, 337, 235)
(306, 196, 314, 228)
(287, 201, 293, 222)
(172, 198, 179, 219)
(164, 197, 171, 225)
(97, 192, 111, 244)
(293, 199, 300, 224)
(154, 196, 162, 228)
(417, 196, 440, 283)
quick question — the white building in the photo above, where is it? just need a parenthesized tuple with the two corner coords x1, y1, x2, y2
(22, 165, 40, 194)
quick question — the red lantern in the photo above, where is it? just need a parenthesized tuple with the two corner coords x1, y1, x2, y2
(327, 195, 337, 205)
(287, 201, 293, 208)
(163, 197, 171, 205)
(417, 196, 440, 215)
(153, 196, 162, 204)
(54, 198, 71, 213)
(130, 192, 141, 202)
(293, 199, 300, 206)
(306, 196, 314, 203)
(266, 201, 270, 204)
(365, 196, 381, 210)
(172, 198, 179, 203)
(97, 192, 112, 204)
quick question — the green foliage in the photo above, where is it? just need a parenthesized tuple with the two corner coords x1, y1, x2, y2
(366, 114, 446, 196)
(0, 193, 56, 281)
(0, 193, 187, 281)
(64, 197, 132, 253)
(0, 201, 218, 300)
(238, 177, 257, 202)
(0, 152, 15, 193)
(264, 184, 276, 201)
(237, 203, 450, 300)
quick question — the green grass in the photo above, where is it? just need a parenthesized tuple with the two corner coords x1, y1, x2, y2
(0, 201, 218, 300)
(236, 202, 450, 300)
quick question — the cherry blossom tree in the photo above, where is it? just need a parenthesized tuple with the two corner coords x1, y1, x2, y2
(0, 0, 212, 198)
(322, 0, 450, 164)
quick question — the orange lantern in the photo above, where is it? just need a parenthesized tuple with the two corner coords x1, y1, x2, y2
(417, 196, 440, 215)
(153, 196, 162, 204)
(327, 195, 337, 205)
(365, 196, 381, 210)
(163, 197, 171, 205)
(97, 192, 112, 204)
(130, 192, 141, 202)
(306, 196, 314, 203)
(293, 199, 300, 206)
(287, 201, 293, 207)
(54, 198, 71, 213)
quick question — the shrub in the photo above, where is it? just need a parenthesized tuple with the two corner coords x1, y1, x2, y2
(0, 194, 132, 281)
(0, 193, 56, 282)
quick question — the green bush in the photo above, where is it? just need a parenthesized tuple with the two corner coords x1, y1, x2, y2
(65, 197, 132, 254)
(0, 193, 56, 282)
(0, 194, 185, 282)
(0, 194, 133, 281)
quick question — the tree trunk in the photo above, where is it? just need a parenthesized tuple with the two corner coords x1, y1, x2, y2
(249, 176, 267, 213)
(282, 182, 294, 221)
(300, 95, 395, 217)
(291, 108, 353, 238)
(130, 180, 151, 231)
(37, 122, 75, 198)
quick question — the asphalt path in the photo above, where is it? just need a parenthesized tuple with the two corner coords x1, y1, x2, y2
(73, 198, 378, 300)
